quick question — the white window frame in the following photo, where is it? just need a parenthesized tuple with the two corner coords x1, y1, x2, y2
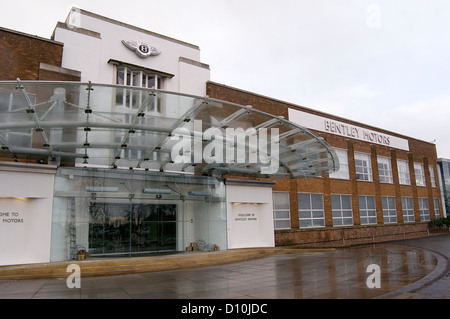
(419, 197, 430, 221)
(429, 166, 437, 187)
(397, 160, 411, 185)
(382, 196, 397, 224)
(434, 198, 441, 219)
(329, 149, 349, 180)
(401, 197, 415, 223)
(331, 194, 353, 226)
(116, 66, 163, 112)
(273, 192, 291, 230)
(355, 152, 373, 181)
(359, 196, 377, 225)
(298, 193, 325, 228)
(377, 156, 393, 183)
(414, 163, 426, 187)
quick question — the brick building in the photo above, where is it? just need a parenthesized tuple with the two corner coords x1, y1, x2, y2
(0, 8, 444, 266)
(206, 82, 444, 247)
(0, 26, 80, 81)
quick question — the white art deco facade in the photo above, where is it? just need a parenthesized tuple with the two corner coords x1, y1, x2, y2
(0, 8, 337, 265)
(0, 8, 444, 267)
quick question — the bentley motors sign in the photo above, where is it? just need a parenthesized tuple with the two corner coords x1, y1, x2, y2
(288, 108, 410, 151)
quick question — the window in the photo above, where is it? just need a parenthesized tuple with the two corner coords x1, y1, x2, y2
(378, 156, 393, 183)
(331, 195, 353, 226)
(298, 193, 325, 228)
(382, 197, 397, 224)
(419, 198, 430, 221)
(434, 198, 441, 219)
(329, 149, 349, 179)
(414, 163, 426, 187)
(116, 66, 163, 112)
(397, 160, 411, 185)
(429, 166, 437, 187)
(117, 66, 162, 89)
(355, 153, 372, 181)
(402, 197, 415, 223)
(273, 192, 290, 229)
(359, 196, 377, 225)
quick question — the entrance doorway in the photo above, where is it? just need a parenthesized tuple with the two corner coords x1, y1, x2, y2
(89, 202, 177, 256)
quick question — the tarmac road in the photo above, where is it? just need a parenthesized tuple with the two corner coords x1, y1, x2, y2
(0, 233, 448, 299)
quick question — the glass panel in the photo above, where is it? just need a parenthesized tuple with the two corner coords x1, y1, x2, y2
(388, 197, 395, 207)
(276, 211, 290, 219)
(359, 196, 367, 209)
(313, 219, 325, 227)
(117, 68, 125, 85)
(331, 195, 341, 209)
(275, 220, 290, 229)
(298, 194, 311, 209)
(311, 194, 323, 209)
(299, 219, 312, 228)
(367, 197, 375, 209)
(273, 192, 289, 209)
(312, 211, 324, 218)
(0, 81, 338, 179)
(50, 167, 227, 261)
(341, 195, 352, 209)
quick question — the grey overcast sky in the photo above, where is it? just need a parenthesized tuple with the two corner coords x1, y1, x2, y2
(1, 0, 450, 158)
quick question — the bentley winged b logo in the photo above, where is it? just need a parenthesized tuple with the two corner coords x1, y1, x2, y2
(121, 40, 161, 58)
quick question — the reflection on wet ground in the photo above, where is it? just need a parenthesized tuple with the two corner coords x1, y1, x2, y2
(0, 243, 438, 299)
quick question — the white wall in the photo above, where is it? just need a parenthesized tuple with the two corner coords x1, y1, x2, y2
(0, 163, 56, 266)
(53, 9, 210, 96)
(225, 180, 275, 249)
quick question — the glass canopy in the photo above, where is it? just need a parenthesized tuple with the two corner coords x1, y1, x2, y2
(0, 80, 339, 179)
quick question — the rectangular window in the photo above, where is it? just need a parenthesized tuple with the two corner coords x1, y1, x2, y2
(298, 193, 325, 228)
(273, 192, 291, 229)
(419, 198, 430, 221)
(116, 66, 163, 112)
(331, 194, 353, 226)
(355, 153, 373, 181)
(359, 196, 377, 225)
(397, 160, 411, 185)
(378, 156, 393, 183)
(434, 198, 441, 219)
(382, 196, 397, 224)
(414, 163, 426, 187)
(429, 166, 437, 187)
(402, 197, 415, 223)
(329, 149, 349, 179)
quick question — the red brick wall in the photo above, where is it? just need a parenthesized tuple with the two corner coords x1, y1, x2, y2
(275, 223, 430, 248)
(0, 28, 64, 80)
(207, 81, 443, 246)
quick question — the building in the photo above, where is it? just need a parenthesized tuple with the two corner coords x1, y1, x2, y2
(0, 26, 80, 81)
(206, 83, 444, 247)
(51, 7, 210, 96)
(437, 158, 450, 216)
(0, 8, 443, 266)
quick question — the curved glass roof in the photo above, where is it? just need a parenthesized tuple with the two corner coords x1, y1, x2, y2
(0, 80, 339, 179)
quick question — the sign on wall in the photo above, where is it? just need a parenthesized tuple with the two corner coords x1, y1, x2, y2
(288, 108, 410, 151)
(121, 40, 161, 58)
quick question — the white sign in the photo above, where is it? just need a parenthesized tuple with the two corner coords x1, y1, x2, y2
(288, 108, 410, 151)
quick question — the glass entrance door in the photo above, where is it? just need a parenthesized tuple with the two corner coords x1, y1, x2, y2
(89, 202, 177, 256)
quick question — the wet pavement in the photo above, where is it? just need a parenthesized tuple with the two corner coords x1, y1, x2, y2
(0, 234, 448, 299)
